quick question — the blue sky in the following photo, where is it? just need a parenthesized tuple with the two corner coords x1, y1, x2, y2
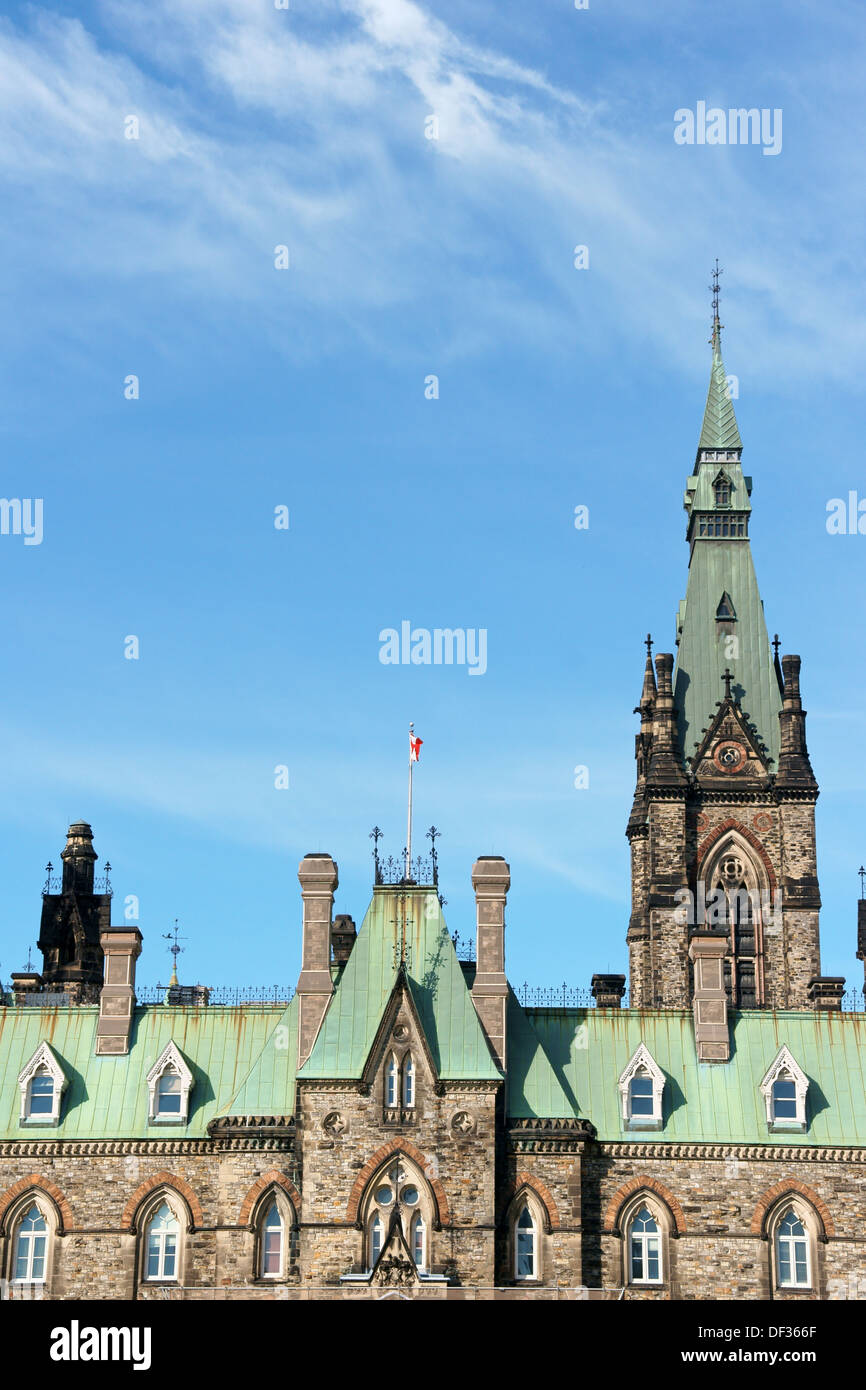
(0, 0, 864, 994)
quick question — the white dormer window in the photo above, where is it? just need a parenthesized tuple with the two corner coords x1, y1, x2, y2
(146, 1041, 194, 1125)
(18, 1043, 68, 1127)
(760, 1046, 808, 1132)
(618, 1044, 665, 1130)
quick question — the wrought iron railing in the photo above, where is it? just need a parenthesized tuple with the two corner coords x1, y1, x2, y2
(137, 985, 294, 1006)
(518, 984, 595, 1008)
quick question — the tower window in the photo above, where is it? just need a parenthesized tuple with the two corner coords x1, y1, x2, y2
(402, 1054, 415, 1108)
(385, 1054, 398, 1109)
(716, 592, 737, 621)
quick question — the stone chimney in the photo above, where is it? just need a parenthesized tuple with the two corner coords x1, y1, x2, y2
(331, 914, 357, 966)
(470, 856, 510, 1072)
(95, 927, 143, 1055)
(688, 932, 730, 1062)
(10, 971, 43, 1004)
(807, 977, 845, 1012)
(776, 655, 818, 789)
(296, 854, 338, 1067)
(591, 973, 626, 1008)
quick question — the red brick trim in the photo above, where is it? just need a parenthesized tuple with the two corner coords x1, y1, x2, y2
(696, 817, 777, 894)
(122, 1171, 203, 1233)
(501, 1172, 561, 1232)
(751, 1181, 834, 1240)
(0, 1175, 74, 1235)
(603, 1176, 686, 1236)
(238, 1170, 301, 1228)
(346, 1140, 450, 1228)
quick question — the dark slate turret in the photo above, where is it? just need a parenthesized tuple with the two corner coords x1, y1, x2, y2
(37, 821, 112, 1004)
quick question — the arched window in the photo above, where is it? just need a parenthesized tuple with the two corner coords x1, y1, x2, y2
(628, 1205, 662, 1285)
(27, 1069, 55, 1118)
(775, 1207, 809, 1288)
(13, 1204, 48, 1284)
(702, 835, 767, 1009)
(411, 1212, 426, 1271)
(402, 1054, 415, 1108)
(772, 1077, 797, 1120)
(515, 1204, 537, 1280)
(144, 1201, 180, 1282)
(628, 1072, 654, 1119)
(156, 1070, 182, 1117)
(369, 1211, 384, 1268)
(360, 1156, 435, 1275)
(260, 1200, 284, 1277)
(385, 1054, 399, 1109)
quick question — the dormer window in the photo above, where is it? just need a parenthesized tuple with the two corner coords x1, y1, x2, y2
(713, 470, 732, 507)
(618, 1044, 665, 1130)
(18, 1043, 68, 1127)
(760, 1046, 808, 1132)
(146, 1041, 194, 1126)
(716, 592, 737, 621)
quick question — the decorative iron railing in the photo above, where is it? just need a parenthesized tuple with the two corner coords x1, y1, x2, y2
(136, 985, 294, 1007)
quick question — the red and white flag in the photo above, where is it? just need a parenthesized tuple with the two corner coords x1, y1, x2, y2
(410, 732, 423, 762)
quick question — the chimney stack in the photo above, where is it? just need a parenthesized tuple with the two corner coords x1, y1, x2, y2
(296, 854, 338, 1067)
(688, 932, 730, 1062)
(471, 856, 510, 1072)
(591, 973, 626, 1008)
(95, 927, 143, 1055)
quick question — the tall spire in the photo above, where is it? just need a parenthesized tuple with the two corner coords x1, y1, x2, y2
(698, 261, 742, 454)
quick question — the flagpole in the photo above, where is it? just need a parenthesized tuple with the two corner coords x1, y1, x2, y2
(406, 722, 414, 880)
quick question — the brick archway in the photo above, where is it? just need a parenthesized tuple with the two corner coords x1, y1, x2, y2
(238, 1170, 301, 1228)
(751, 1181, 834, 1240)
(603, 1176, 686, 1236)
(0, 1175, 74, 1235)
(500, 1172, 561, 1232)
(122, 1170, 203, 1233)
(697, 817, 778, 894)
(346, 1139, 450, 1228)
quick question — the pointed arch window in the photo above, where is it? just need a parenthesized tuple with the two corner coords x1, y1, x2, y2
(515, 1204, 537, 1281)
(402, 1053, 415, 1108)
(369, 1211, 385, 1268)
(715, 591, 737, 621)
(411, 1212, 426, 1270)
(713, 471, 732, 507)
(769, 1204, 814, 1290)
(628, 1205, 662, 1284)
(260, 1200, 284, 1277)
(385, 1054, 399, 1109)
(13, 1204, 48, 1284)
(144, 1202, 180, 1282)
(703, 835, 767, 1009)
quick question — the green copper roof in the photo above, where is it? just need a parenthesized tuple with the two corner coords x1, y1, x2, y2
(698, 323, 742, 451)
(298, 888, 501, 1081)
(0, 999, 297, 1140)
(674, 537, 781, 765)
(505, 990, 576, 1118)
(510, 1008, 866, 1145)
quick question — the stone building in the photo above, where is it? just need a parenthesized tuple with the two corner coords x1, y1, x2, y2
(1, 315, 865, 1302)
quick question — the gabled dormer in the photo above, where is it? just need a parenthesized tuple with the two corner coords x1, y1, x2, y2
(760, 1046, 809, 1133)
(18, 1042, 68, 1127)
(146, 1041, 194, 1126)
(618, 1043, 665, 1130)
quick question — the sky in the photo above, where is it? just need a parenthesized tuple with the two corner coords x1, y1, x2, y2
(0, 0, 864, 996)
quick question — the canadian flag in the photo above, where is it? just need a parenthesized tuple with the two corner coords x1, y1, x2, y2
(410, 732, 423, 762)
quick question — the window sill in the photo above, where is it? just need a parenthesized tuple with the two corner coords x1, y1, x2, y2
(624, 1118, 663, 1132)
(768, 1121, 807, 1134)
(20, 1117, 59, 1128)
(148, 1117, 187, 1127)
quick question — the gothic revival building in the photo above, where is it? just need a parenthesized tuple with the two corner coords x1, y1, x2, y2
(2, 316, 865, 1301)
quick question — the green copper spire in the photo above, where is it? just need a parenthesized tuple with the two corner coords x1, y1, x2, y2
(698, 317, 742, 452)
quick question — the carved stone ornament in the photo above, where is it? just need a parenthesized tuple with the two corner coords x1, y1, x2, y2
(752, 812, 773, 833)
(373, 1253, 416, 1287)
(451, 1110, 475, 1135)
(392, 1023, 409, 1042)
(322, 1111, 346, 1136)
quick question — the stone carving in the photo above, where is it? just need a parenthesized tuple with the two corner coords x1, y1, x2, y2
(322, 1111, 346, 1136)
(451, 1111, 475, 1134)
(392, 1023, 409, 1042)
(372, 1253, 416, 1287)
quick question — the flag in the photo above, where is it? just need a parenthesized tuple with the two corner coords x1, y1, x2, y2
(410, 732, 423, 762)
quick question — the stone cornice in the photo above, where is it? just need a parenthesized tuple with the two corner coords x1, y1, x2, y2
(596, 1141, 866, 1163)
(0, 1136, 293, 1158)
(507, 1117, 596, 1154)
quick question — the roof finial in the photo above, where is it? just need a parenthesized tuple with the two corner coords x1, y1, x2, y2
(859, 865, 865, 900)
(722, 667, 733, 699)
(709, 259, 723, 345)
(645, 633, 653, 658)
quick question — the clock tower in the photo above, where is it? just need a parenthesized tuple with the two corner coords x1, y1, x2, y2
(626, 286, 822, 1010)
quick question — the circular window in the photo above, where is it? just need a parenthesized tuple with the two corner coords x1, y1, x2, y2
(713, 741, 747, 774)
(401, 1186, 419, 1207)
(376, 1185, 394, 1206)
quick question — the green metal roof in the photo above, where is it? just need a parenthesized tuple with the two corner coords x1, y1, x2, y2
(0, 998, 297, 1140)
(505, 990, 576, 1118)
(298, 888, 501, 1081)
(698, 325, 742, 451)
(674, 536, 781, 765)
(511, 1008, 866, 1145)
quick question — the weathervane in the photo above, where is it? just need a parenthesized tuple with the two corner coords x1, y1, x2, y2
(709, 259, 723, 340)
(163, 920, 186, 986)
(859, 866, 865, 900)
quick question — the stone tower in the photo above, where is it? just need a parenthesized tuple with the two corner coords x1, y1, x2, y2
(36, 820, 112, 1003)
(627, 313, 821, 1010)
